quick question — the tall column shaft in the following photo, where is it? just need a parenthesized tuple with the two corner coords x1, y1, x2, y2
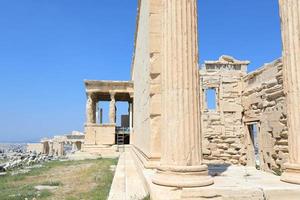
(49, 142, 54, 156)
(129, 102, 133, 133)
(72, 142, 77, 151)
(86, 93, 96, 124)
(109, 92, 116, 124)
(96, 102, 100, 124)
(279, 0, 300, 184)
(61, 142, 64, 156)
(43, 143, 47, 154)
(152, 0, 213, 187)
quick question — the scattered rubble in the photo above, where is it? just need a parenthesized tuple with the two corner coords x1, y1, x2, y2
(0, 143, 59, 173)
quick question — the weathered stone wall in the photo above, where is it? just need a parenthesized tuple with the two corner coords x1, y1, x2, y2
(132, 0, 151, 157)
(84, 124, 115, 145)
(200, 56, 249, 165)
(132, 0, 162, 164)
(26, 143, 43, 154)
(242, 59, 288, 171)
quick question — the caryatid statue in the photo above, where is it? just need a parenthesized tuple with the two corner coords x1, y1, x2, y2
(86, 93, 96, 124)
(109, 92, 116, 124)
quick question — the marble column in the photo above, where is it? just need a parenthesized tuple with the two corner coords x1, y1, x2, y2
(129, 102, 133, 133)
(109, 92, 116, 124)
(43, 142, 48, 154)
(49, 142, 54, 156)
(72, 142, 77, 151)
(59, 142, 64, 156)
(152, 0, 213, 187)
(279, 0, 300, 185)
(86, 93, 96, 124)
(96, 102, 100, 124)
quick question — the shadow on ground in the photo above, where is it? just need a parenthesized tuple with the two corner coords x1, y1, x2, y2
(208, 164, 231, 177)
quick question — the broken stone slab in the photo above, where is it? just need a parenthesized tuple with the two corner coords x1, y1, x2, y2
(0, 172, 7, 176)
(275, 139, 288, 146)
(34, 185, 58, 191)
(11, 169, 30, 176)
(25, 164, 43, 169)
(216, 144, 229, 150)
(227, 148, 238, 155)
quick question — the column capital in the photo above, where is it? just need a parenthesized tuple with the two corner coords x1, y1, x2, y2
(86, 92, 96, 99)
(129, 92, 134, 99)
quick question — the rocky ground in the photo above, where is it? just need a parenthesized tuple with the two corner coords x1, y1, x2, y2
(0, 143, 60, 174)
(0, 143, 26, 154)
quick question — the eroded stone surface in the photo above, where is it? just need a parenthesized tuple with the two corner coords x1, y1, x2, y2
(200, 56, 249, 166)
(242, 59, 287, 171)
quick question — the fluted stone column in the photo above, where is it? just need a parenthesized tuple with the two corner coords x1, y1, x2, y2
(109, 92, 116, 124)
(152, 0, 213, 187)
(86, 93, 96, 124)
(59, 142, 64, 156)
(129, 102, 133, 134)
(279, 0, 300, 185)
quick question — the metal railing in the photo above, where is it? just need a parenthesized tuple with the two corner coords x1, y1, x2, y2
(115, 127, 130, 152)
(115, 127, 130, 134)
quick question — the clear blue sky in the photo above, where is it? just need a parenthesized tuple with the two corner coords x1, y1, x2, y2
(0, 0, 281, 142)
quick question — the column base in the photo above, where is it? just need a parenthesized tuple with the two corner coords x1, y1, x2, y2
(152, 165, 214, 188)
(281, 163, 300, 185)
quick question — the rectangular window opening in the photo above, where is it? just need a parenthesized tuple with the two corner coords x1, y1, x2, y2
(206, 88, 217, 110)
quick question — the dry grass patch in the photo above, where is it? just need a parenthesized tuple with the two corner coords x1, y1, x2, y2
(0, 158, 117, 200)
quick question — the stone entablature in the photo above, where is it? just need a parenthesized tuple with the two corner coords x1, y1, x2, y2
(204, 55, 249, 73)
(85, 80, 133, 101)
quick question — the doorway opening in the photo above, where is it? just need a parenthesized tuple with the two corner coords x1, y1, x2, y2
(247, 123, 260, 169)
(115, 102, 131, 145)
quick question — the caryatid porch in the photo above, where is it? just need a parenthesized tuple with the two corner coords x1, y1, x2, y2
(83, 80, 134, 154)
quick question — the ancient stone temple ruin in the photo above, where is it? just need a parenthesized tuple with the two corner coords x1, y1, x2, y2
(27, 131, 84, 156)
(83, 0, 300, 199)
(200, 56, 288, 172)
(82, 81, 133, 155)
